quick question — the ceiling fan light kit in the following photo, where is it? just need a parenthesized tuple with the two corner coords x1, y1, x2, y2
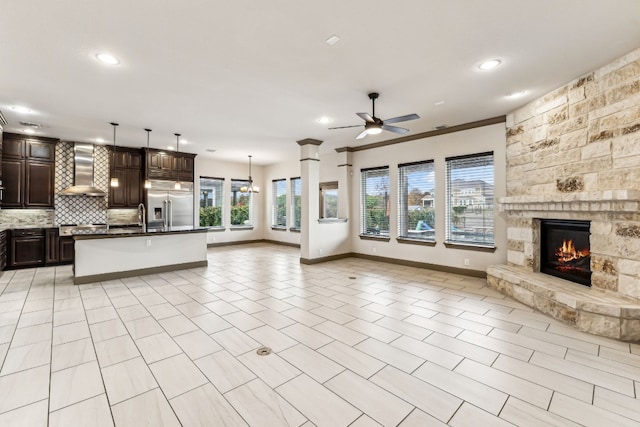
(329, 92, 420, 139)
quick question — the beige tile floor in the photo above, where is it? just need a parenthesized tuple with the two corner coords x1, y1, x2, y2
(0, 243, 639, 426)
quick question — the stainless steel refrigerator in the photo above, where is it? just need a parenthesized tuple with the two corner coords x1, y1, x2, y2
(146, 180, 194, 230)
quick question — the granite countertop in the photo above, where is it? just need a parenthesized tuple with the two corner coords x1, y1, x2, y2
(72, 227, 209, 240)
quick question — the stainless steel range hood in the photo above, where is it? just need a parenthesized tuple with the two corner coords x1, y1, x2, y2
(59, 142, 107, 197)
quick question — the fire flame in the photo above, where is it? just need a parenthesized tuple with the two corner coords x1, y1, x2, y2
(555, 239, 589, 263)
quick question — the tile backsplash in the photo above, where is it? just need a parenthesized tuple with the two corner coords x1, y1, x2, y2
(55, 141, 109, 225)
(0, 209, 55, 228)
(0, 140, 140, 227)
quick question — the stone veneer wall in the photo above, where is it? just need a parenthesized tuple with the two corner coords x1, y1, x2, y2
(503, 47, 640, 301)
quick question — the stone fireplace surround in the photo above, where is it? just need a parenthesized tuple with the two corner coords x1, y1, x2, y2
(486, 47, 640, 342)
(488, 190, 640, 341)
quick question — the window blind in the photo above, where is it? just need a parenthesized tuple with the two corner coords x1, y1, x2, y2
(360, 167, 390, 236)
(398, 160, 435, 240)
(290, 177, 301, 230)
(445, 152, 494, 245)
(272, 179, 287, 227)
(199, 176, 224, 227)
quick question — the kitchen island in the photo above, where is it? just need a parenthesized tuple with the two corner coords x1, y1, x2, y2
(73, 227, 208, 285)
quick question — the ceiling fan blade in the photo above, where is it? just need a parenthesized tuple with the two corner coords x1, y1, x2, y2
(382, 124, 409, 134)
(356, 112, 374, 123)
(355, 129, 369, 139)
(328, 125, 363, 130)
(383, 113, 420, 124)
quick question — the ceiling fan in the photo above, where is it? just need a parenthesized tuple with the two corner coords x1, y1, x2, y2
(329, 92, 420, 139)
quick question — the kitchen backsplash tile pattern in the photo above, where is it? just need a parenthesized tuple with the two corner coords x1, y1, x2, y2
(0, 209, 55, 228)
(55, 141, 109, 225)
(108, 209, 139, 225)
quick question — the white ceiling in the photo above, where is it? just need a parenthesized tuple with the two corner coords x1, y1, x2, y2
(1, 1, 639, 165)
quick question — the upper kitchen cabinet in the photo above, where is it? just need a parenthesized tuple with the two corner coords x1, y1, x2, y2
(1, 133, 57, 208)
(112, 149, 142, 169)
(145, 148, 195, 182)
(108, 146, 143, 208)
(172, 154, 194, 182)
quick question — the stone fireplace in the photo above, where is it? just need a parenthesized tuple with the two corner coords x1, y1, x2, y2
(487, 47, 640, 341)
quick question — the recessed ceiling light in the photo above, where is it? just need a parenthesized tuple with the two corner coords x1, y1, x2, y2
(11, 106, 31, 114)
(506, 90, 526, 98)
(434, 101, 445, 106)
(434, 125, 448, 130)
(316, 116, 333, 124)
(205, 149, 216, 153)
(479, 59, 501, 70)
(167, 146, 175, 151)
(24, 128, 36, 134)
(96, 53, 120, 65)
(96, 137, 105, 143)
(180, 139, 188, 144)
(325, 35, 340, 45)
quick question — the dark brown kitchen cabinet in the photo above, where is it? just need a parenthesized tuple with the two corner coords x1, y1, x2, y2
(59, 237, 74, 263)
(3, 134, 56, 161)
(2, 159, 24, 207)
(25, 161, 55, 207)
(0, 230, 7, 271)
(0, 126, 4, 185)
(146, 149, 173, 179)
(145, 148, 195, 182)
(109, 147, 143, 208)
(2, 133, 57, 209)
(45, 228, 74, 265)
(112, 150, 142, 169)
(9, 229, 45, 268)
(173, 154, 194, 182)
(45, 228, 59, 264)
(2, 136, 25, 159)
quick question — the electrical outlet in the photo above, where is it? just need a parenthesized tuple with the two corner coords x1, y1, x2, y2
(372, 247, 377, 253)
(319, 248, 324, 254)
(464, 258, 470, 266)
(146, 239, 152, 247)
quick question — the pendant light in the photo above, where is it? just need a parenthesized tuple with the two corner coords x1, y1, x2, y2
(240, 155, 260, 193)
(174, 133, 181, 190)
(110, 122, 119, 187)
(144, 128, 152, 189)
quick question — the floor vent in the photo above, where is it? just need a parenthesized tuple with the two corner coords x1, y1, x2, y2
(256, 347, 272, 356)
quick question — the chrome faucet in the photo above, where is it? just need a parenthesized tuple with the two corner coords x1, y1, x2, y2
(137, 203, 146, 232)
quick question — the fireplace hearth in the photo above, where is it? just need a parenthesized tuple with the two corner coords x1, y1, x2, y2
(540, 219, 591, 286)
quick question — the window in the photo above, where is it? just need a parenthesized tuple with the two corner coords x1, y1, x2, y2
(320, 182, 338, 219)
(291, 177, 301, 230)
(230, 179, 252, 226)
(199, 177, 224, 227)
(445, 152, 494, 246)
(360, 167, 390, 236)
(398, 161, 435, 240)
(272, 179, 287, 228)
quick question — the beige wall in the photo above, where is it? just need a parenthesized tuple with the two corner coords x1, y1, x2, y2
(195, 156, 264, 244)
(201, 122, 508, 273)
(263, 160, 302, 246)
(349, 123, 507, 273)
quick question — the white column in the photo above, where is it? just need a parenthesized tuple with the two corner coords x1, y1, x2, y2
(335, 149, 353, 220)
(298, 138, 322, 261)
